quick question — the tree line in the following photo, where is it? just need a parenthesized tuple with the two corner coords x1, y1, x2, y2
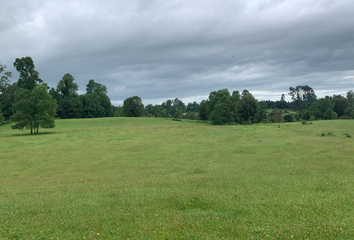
(1, 57, 354, 133)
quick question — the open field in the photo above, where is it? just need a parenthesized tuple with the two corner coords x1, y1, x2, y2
(0, 118, 354, 239)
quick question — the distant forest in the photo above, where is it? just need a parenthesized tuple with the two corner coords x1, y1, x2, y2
(1, 57, 354, 126)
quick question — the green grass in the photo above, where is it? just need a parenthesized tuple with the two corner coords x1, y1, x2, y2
(1, 118, 354, 239)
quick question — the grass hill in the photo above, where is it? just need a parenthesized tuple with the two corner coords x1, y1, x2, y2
(0, 118, 353, 239)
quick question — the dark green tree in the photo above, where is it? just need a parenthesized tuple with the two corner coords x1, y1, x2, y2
(57, 73, 78, 97)
(57, 96, 82, 118)
(0, 62, 12, 94)
(123, 96, 144, 117)
(13, 57, 42, 90)
(86, 79, 107, 94)
(0, 83, 18, 120)
(211, 101, 231, 125)
(237, 91, 259, 124)
(11, 84, 57, 134)
(0, 109, 4, 124)
(198, 100, 208, 121)
(333, 97, 349, 117)
(346, 90, 354, 107)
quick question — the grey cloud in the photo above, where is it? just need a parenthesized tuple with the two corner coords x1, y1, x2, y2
(1, 0, 354, 106)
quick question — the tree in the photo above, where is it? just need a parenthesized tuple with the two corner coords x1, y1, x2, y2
(346, 90, 354, 107)
(123, 96, 144, 117)
(11, 84, 57, 134)
(0, 83, 18, 120)
(211, 101, 231, 125)
(57, 73, 78, 97)
(288, 85, 317, 107)
(0, 62, 13, 120)
(333, 97, 349, 117)
(237, 91, 259, 124)
(86, 79, 107, 94)
(0, 109, 4, 124)
(198, 100, 208, 121)
(85, 80, 111, 117)
(207, 89, 231, 118)
(0, 62, 12, 94)
(268, 109, 283, 123)
(13, 57, 42, 90)
(58, 96, 82, 119)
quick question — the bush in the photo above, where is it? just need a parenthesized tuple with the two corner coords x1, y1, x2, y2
(343, 133, 351, 138)
(332, 112, 338, 119)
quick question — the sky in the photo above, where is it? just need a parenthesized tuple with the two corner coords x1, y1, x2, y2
(1, 0, 354, 106)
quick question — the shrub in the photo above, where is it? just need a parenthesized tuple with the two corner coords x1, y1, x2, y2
(343, 133, 351, 138)
(332, 112, 338, 119)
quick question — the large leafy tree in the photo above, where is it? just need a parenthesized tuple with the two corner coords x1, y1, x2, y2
(288, 85, 317, 107)
(237, 91, 259, 124)
(13, 57, 42, 90)
(85, 79, 111, 117)
(55, 73, 81, 119)
(123, 96, 144, 117)
(11, 84, 57, 134)
(211, 101, 231, 125)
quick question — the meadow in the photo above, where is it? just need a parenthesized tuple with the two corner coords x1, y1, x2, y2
(0, 118, 353, 239)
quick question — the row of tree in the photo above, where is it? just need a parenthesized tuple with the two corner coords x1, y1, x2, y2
(1, 57, 354, 132)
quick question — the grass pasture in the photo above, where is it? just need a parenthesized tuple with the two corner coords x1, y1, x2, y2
(0, 118, 354, 239)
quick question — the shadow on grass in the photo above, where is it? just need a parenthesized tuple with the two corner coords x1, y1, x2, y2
(9, 131, 57, 137)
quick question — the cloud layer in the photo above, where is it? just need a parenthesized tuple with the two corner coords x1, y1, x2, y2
(1, 0, 354, 105)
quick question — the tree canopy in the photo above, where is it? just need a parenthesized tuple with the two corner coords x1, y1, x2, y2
(13, 57, 42, 90)
(11, 84, 57, 134)
(123, 96, 144, 117)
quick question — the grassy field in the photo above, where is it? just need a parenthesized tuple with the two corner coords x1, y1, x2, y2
(0, 118, 353, 239)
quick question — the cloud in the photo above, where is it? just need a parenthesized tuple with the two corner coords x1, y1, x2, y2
(1, 0, 354, 105)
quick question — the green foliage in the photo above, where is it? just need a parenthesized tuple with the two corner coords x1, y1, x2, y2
(343, 133, 351, 138)
(86, 79, 107, 94)
(198, 100, 208, 121)
(13, 56, 43, 90)
(58, 96, 82, 119)
(333, 97, 350, 117)
(288, 85, 317, 106)
(57, 73, 78, 97)
(268, 109, 283, 123)
(332, 112, 338, 119)
(211, 101, 231, 125)
(237, 92, 259, 124)
(346, 90, 354, 107)
(11, 84, 57, 134)
(284, 114, 296, 122)
(0, 109, 5, 124)
(0, 61, 12, 94)
(123, 96, 144, 117)
(344, 107, 353, 118)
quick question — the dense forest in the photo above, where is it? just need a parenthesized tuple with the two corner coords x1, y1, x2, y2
(1, 57, 354, 130)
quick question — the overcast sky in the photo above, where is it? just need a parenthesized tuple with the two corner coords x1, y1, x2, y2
(1, 0, 354, 105)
